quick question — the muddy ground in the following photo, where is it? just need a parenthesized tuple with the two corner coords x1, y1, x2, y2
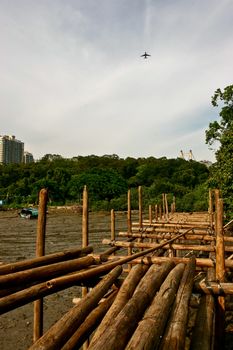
(0, 209, 233, 349)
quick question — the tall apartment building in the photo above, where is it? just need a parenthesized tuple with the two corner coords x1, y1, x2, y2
(0, 135, 24, 164)
(24, 151, 34, 163)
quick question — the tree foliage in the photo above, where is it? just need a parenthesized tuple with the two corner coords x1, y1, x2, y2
(0, 154, 209, 211)
(206, 85, 233, 218)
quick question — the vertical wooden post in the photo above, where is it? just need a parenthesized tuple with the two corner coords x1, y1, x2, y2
(82, 185, 89, 350)
(159, 205, 162, 220)
(127, 189, 132, 269)
(127, 189, 132, 233)
(111, 209, 115, 257)
(33, 188, 48, 342)
(138, 186, 143, 230)
(149, 205, 152, 225)
(215, 193, 225, 349)
(209, 189, 213, 229)
(165, 194, 169, 221)
(173, 196, 176, 213)
(82, 185, 89, 248)
(162, 193, 165, 219)
(154, 204, 158, 222)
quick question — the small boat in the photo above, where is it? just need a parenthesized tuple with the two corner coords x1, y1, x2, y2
(19, 207, 38, 219)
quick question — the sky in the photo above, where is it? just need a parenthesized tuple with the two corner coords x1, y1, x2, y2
(1, 0, 232, 162)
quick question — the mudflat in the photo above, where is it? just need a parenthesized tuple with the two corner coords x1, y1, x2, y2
(0, 209, 127, 350)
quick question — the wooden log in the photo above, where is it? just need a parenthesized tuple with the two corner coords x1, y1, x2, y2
(102, 238, 218, 252)
(0, 247, 93, 275)
(159, 257, 196, 350)
(89, 263, 149, 347)
(127, 189, 132, 233)
(61, 290, 118, 350)
(0, 255, 96, 288)
(190, 295, 215, 350)
(215, 196, 225, 349)
(98, 254, 233, 269)
(34, 187, 48, 342)
(82, 185, 89, 349)
(125, 263, 185, 350)
(138, 186, 143, 229)
(194, 282, 233, 295)
(88, 261, 175, 350)
(132, 222, 210, 228)
(29, 266, 122, 350)
(119, 231, 220, 241)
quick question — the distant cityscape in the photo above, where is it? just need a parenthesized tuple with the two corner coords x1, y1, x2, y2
(0, 134, 213, 167)
(0, 135, 34, 164)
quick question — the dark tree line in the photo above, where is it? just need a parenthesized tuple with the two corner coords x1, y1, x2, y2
(0, 154, 209, 212)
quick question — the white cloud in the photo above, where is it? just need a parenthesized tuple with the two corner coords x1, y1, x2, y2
(0, 0, 232, 161)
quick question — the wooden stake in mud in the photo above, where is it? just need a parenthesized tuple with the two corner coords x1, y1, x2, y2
(127, 189, 132, 233)
(215, 196, 225, 349)
(82, 185, 89, 248)
(82, 185, 89, 350)
(209, 189, 214, 228)
(33, 188, 48, 342)
(138, 186, 143, 229)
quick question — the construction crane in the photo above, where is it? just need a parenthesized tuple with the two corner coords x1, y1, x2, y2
(180, 150, 195, 161)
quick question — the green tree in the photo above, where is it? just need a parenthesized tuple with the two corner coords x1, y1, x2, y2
(206, 85, 233, 218)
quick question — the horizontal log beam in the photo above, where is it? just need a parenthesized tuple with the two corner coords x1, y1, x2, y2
(96, 255, 233, 269)
(0, 246, 93, 275)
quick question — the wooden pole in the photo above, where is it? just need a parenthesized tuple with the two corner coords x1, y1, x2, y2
(29, 266, 122, 350)
(82, 185, 89, 350)
(126, 263, 185, 350)
(190, 295, 215, 350)
(0, 247, 93, 275)
(82, 185, 88, 248)
(155, 204, 158, 221)
(165, 193, 169, 220)
(127, 189, 132, 233)
(209, 189, 213, 228)
(215, 196, 225, 349)
(61, 291, 118, 350)
(34, 188, 48, 342)
(88, 261, 175, 350)
(149, 205, 152, 224)
(89, 264, 149, 348)
(138, 186, 143, 229)
(159, 257, 196, 350)
(127, 189, 132, 269)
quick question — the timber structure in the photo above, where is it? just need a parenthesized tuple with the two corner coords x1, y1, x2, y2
(0, 186, 233, 349)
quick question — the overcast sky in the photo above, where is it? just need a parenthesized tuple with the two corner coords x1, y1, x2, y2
(1, 0, 232, 161)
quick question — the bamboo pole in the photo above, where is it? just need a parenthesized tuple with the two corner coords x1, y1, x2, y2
(159, 257, 196, 350)
(149, 205, 152, 224)
(0, 247, 93, 275)
(88, 261, 175, 350)
(34, 188, 48, 342)
(165, 193, 169, 220)
(119, 231, 228, 241)
(89, 263, 149, 347)
(126, 263, 185, 350)
(61, 291, 118, 350)
(162, 193, 165, 219)
(29, 266, 122, 350)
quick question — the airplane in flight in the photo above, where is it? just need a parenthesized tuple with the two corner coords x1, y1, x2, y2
(141, 51, 151, 59)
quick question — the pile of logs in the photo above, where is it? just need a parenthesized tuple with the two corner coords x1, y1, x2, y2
(1, 186, 233, 350)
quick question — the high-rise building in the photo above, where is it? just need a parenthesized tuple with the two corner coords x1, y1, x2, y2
(24, 151, 34, 163)
(0, 135, 24, 164)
